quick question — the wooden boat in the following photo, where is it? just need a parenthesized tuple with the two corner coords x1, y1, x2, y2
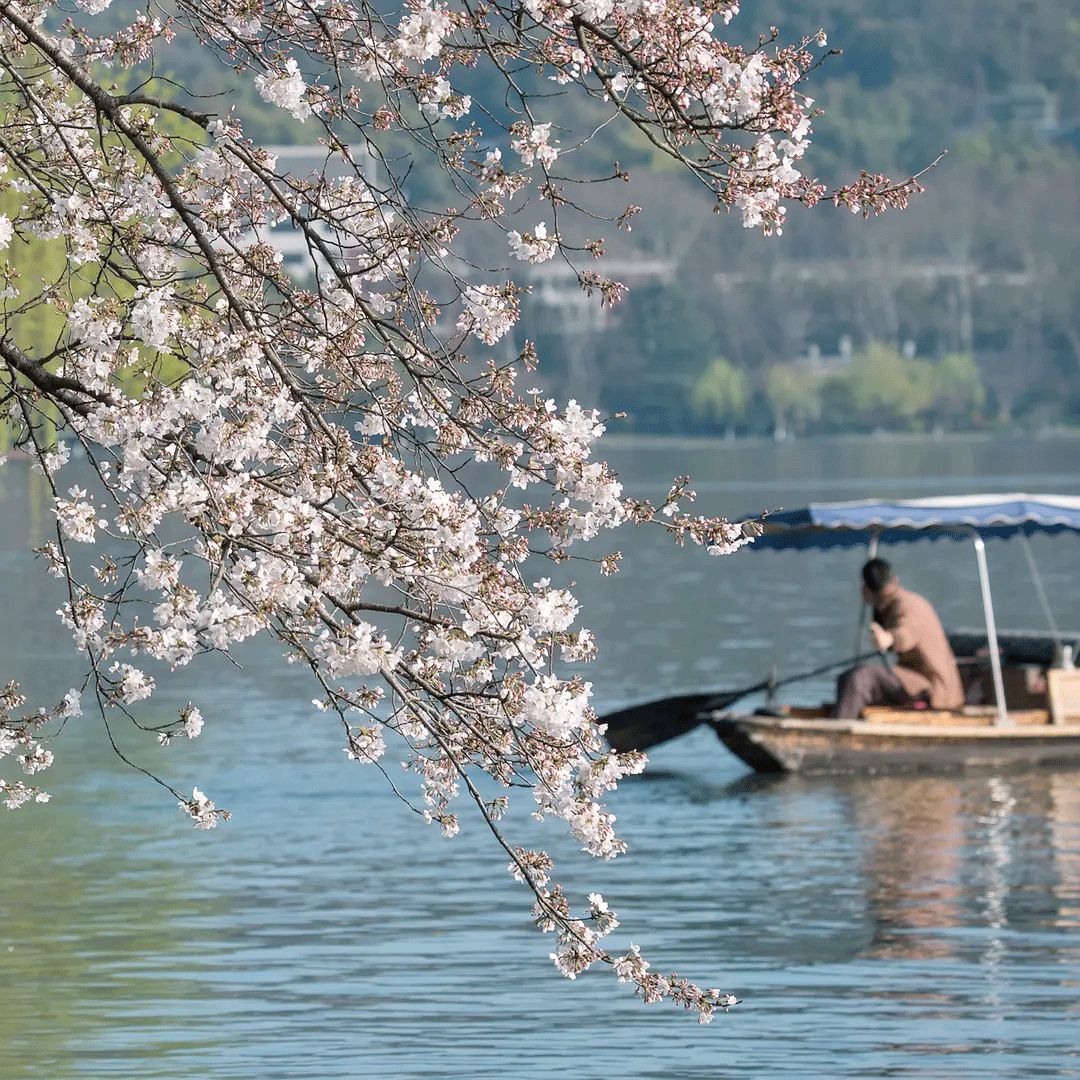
(709, 694, 1080, 775)
(707, 495, 1080, 774)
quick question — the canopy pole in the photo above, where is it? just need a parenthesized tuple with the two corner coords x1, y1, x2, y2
(972, 532, 1009, 726)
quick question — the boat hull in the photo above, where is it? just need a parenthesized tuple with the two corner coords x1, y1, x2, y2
(708, 713, 1080, 774)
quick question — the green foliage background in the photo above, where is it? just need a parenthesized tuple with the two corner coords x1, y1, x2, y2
(5, 1, 1079, 437)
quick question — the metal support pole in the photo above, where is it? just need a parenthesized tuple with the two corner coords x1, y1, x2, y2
(972, 533, 1009, 726)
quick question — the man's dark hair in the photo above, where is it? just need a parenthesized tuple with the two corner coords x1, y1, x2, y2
(861, 558, 895, 593)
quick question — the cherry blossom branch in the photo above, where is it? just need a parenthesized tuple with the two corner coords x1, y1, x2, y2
(0, 0, 921, 1019)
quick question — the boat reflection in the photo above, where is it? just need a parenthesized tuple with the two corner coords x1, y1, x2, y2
(848, 771, 1080, 962)
(1047, 771, 1080, 932)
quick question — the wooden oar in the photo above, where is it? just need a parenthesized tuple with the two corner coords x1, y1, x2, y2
(600, 651, 878, 754)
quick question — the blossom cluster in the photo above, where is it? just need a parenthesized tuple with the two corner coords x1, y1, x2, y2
(0, 681, 81, 810)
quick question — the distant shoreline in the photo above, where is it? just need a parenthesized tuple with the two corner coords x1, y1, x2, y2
(600, 427, 1080, 450)
(5, 425, 1077, 465)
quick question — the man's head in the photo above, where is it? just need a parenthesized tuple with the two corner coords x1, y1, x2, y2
(861, 557, 898, 603)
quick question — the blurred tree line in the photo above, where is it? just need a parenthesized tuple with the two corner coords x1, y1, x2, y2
(692, 347, 984, 439)
(17, 1, 1080, 437)
(518, 0, 1080, 434)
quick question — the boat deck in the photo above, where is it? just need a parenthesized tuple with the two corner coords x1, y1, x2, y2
(784, 705, 1080, 728)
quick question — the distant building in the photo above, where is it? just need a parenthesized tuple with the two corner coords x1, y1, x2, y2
(523, 256, 676, 334)
(793, 335, 854, 374)
(246, 144, 381, 282)
(988, 83, 1060, 140)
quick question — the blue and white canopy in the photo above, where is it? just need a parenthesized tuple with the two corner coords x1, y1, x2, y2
(746, 493, 1080, 550)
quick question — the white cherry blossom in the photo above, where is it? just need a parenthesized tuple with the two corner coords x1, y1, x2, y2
(254, 58, 316, 121)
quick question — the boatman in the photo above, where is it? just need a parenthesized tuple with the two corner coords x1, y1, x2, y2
(834, 558, 964, 719)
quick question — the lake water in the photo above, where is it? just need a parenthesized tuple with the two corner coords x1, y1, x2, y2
(2, 434, 1080, 1079)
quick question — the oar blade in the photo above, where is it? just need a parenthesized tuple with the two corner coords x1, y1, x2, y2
(600, 692, 718, 753)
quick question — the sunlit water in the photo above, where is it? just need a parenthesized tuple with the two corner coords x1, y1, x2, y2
(2, 435, 1079, 1079)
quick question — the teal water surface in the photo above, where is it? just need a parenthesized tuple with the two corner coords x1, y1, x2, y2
(1, 434, 1079, 1079)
